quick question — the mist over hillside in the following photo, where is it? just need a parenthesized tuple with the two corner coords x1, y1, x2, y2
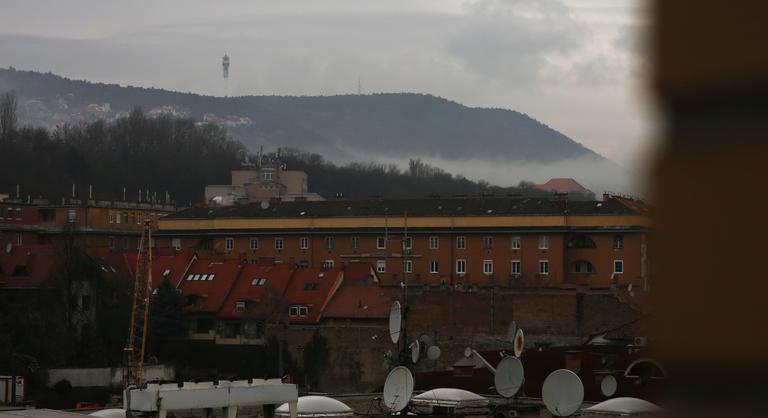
(0, 67, 631, 193)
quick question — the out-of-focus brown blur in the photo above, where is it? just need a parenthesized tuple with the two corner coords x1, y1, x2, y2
(652, 1, 768, 416)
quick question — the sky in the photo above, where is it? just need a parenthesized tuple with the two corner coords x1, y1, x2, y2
(0, 0, 655, 189)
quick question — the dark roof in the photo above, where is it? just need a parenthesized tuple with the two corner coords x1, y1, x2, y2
(535, 178, 591, 193)
(165, 197, 640, 220)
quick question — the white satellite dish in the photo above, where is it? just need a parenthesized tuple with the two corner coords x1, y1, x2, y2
(494, 356, 524, 398)
(507, 321, 517, 343)
(5, 242, 11, 254)
(260, 201, 270, 209)
(514, 328, 525, 358)
(542, 369, 584, 417)
(410, 340, 420, 364)
(427, 345, 441, 361)
(464, 347, 473, 358)
(389, 301, 402, 344)
(383, 366, 415, 412)
(418, 334, 434, 348)
(600, 375, 618, 397)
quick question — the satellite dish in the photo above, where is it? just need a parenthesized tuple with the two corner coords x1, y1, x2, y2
(383, 366, 414, 412)
(89, 410, 126, 418)
(5, 242, 11, 253)
(600, 375, 618, 397)
(260, 201, 270, 209)
(427, 345, 441, 361)
(542, 369, 584, 417)
(389, 301, 402, 344)
(494, 356, 524, 398)
(514, 329, 525, 357)
(464, 347, 473, 358)
(418, 334, 434, 348)
(507, 321, 517, 343)
(410, 340, 420, 364)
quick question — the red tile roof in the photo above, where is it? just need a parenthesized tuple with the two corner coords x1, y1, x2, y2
(178, 258, 243, 314)
(0, 244, 56, 289)
(535, 178, 590, 194)
(123, 250, 196, 289)
(282, 267, 344, 324)
(219, 263, 295, 320)
(323, 271, 400, 320)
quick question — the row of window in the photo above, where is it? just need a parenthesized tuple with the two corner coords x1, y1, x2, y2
(217, 234, 571, 252)
(107, 210, 164, 225)
(372, 258, 625, 276)
(0, 207, 23, 221)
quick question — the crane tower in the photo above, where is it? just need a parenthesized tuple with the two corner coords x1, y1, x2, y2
(222, 53, 230, 79)
(124, 220, 153, 388)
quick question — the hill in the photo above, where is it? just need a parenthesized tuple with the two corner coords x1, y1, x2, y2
(0, 67, 628, 191)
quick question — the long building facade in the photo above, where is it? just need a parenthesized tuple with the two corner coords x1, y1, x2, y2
(156, 195, 651, 289)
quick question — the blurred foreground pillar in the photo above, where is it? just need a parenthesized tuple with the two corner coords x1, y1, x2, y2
(653, 1, 768, 416)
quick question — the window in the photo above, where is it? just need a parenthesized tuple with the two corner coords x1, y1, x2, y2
(225, 237, 234, 251)
(325, 236, 333, 250)
(456, 259, 467, 275)
(539, 260, 549, 275)
(275, 237, 284, 250)
(511, 260, 521, 275)
(376, 260, 386, 273)
(405, 260, 413, 273)
(172, 238, 181, 250)
(235, 301, 246, 312)
(574, 261, 595, 273)
(16, 208, 22, 220)
(483, 236, 493, 250)
(323, 259, 335, 269)
(303, 283, 319, 291)
(456, 236, 466, 249)
(122, 238, 129, 250)
(512, 236, 521, 249)
(136, 213, 142, 224)
(429, 236, 439, 249)
(483, 260, 493, 275)
(262, 170, 275, 181)
(351, 236, 360, 249)
(376, 236, 386, 249)
(251, 277, 267, 286)
(198, 239, 213, 250)
(538, 235, 549, 250)
(403, 237, 413, 250)
(299, 237, 309, 250)
(289, 305, 309, 317)
(614, 260, 624, 274)
(115, 212, 121, 224)
(107, 236, 115, 249)
(613, 235, 624, 249)
(250, 237, 259, 250)
(429, 260, 439, 274)
(567, 234, 597, 248)
(15, 233, 22, 246)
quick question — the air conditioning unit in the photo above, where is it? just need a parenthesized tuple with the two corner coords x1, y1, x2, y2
(633, 337, 648, 347)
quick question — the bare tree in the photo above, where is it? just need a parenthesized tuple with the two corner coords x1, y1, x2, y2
(0, 90, 18, 142)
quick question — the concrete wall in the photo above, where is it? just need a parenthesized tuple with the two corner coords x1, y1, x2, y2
(46, 365, 175, 388)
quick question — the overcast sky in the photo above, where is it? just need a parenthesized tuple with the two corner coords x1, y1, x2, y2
(0, 0, 654, 173)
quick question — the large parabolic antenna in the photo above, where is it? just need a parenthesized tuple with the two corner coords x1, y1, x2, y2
(542, 369, 584, 417)
(389, 301, 402, 344)
(427, 345, 441, 361)
(383, 366, 415, 412)
(494, 356, 524, 397)
(410, 340, 420, 364)
(600, 375, 618, 397)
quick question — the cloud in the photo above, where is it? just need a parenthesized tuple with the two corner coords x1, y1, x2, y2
(444, 0, 595, 87)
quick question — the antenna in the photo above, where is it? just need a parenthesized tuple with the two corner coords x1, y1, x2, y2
(382, 366, 414, 412)
(389, 301, 402, 344)
(600, 375, 617, 397)
(494, 356, 524, 398)
(542, 369, 584, 417)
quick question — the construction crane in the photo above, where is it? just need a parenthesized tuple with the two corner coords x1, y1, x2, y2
(124, 220, 153, 388)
